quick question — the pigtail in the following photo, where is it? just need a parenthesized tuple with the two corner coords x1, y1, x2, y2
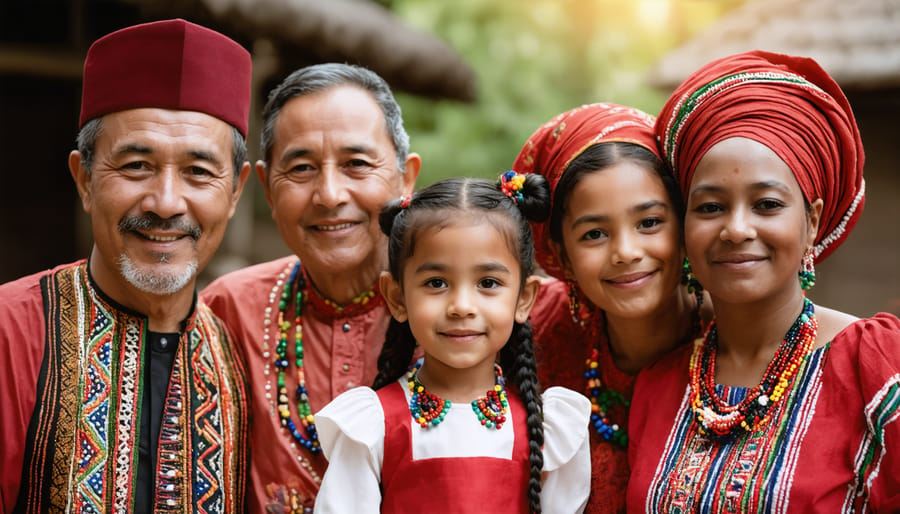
(379, 196, 405, 236)
(517, 173, 552, 223)
(499, 321, 544, 514)
(372, 318, 418, 390)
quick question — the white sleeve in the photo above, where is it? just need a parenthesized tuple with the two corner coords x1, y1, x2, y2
(540, 386, 592, 514)
(313, 387, 385, 514)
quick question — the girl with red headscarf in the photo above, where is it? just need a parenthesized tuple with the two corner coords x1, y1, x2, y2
(627, 50, 900, 512)
(514, 103, 710, 513)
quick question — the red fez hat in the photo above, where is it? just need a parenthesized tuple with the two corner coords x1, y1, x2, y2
(512, 103, 659, 280)
(80, 18, 252, 137)
(656, 50, 865, 262)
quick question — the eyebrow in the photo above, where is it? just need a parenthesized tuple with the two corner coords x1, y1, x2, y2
(690, 180, 793, 198)
(278, 144, 378, 167)
(570, 200, 668, 228)
(113, 144, 223, 167)
(414, 262, 512, 274)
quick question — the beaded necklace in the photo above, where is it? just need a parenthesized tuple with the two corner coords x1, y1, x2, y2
(688, 297, 817, 439)
(407, 362, 509, 430)
(585, 348, 629, 447)
(273, 261, 321, 454)
(265, 261, 381, 459)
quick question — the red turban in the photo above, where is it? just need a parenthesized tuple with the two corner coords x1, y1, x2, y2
(656, 50, 865, 262)
(512, 103, 659, 280)
(80, 18, 252, 137)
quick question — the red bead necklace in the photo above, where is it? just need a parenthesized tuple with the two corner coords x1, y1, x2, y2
(688, 298, 817, 438)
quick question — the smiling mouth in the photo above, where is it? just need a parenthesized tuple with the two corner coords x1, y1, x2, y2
(606, 271, 654, 285)
(141, 233, 182, 242)
(314, 222, 355, 231)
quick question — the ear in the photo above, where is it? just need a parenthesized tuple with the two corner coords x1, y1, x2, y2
(69, 150, 92, 213)
(548, 239, 575, 280)
(806, 198, 824, 248)
(227, 161, 252, 219)
(514, 275, 541, 324)
(400, 152, 421, 197)
(255, 160, 275, 214)
(379, 271, 408, 322)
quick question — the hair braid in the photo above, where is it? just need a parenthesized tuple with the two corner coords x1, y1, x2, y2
(373, 318, 417, 390)
(500, 321, 543, 513)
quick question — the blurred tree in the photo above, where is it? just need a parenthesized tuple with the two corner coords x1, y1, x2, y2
(392, 0, 741, 186)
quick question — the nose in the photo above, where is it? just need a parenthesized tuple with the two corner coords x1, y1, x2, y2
(611, 232, 642, 265)
(720, 206, 757, 243)
(141, 168, 188, 219)
(446, 286, 477, 318)
(312, 164, 350, 210)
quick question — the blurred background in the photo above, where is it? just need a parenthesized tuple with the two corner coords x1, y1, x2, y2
(0, 0, 897, 317)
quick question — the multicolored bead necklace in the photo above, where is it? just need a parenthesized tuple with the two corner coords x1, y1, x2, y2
(688, 297, 817, 439)
(407, 362, 509, 430)
(273, 261, 321, 453)
(585, 348, 629, 447)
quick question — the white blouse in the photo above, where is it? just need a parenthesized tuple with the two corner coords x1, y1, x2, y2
(313, 382, 591, 513)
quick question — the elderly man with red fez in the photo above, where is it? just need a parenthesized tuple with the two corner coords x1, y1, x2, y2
(201, 63, 421, 512)
(0, 19, 252, 513)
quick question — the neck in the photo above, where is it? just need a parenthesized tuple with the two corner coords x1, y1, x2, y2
(708, 286, 808, 386)
(304, 255, 385, 306)
(89, 253, 194, 333)
(417, 356, 498, 403)
(712, 287, 807, 362)
(605, 287, 696, 375)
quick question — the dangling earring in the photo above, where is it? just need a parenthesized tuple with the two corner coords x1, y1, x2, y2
(799, 248, 816, 290)
(681, 258, 703, 297)
(567, 279, 588, 327)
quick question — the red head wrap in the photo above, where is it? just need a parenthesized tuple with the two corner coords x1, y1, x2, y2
(656, 50, 865, 262)
(80, 18, 252, 137)
(511, 103, 659, 279)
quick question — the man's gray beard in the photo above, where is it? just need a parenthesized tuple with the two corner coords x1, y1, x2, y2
(118, 254, 198, 295)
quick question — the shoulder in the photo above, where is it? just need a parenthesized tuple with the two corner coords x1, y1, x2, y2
(0, 262, 82, 322)
(541, 386, 591, 471)
(201, 256, 297, 305)
(315, 386, 384, 455)
(828, 312, 900, 362)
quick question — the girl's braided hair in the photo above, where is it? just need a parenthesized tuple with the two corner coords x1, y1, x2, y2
(373, 173, 550, 513)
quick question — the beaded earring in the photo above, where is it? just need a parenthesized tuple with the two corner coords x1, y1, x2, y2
(567, 279, 590, 326)
(799, 248, 816, 290)
(681, 258, 703, 296)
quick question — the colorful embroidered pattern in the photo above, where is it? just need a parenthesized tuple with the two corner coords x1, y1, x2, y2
(16, 263, 248, 513)
(646, 344, 827, 513)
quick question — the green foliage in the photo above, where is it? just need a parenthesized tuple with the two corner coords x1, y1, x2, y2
(392, 0, 738, 187)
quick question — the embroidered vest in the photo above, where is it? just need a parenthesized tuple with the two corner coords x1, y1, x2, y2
(15, 263, 249, 513)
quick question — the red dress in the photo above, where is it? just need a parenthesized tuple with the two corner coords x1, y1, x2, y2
(627, 313, 900, 512)
(530, 278, 634, 514)
(378, 382, 530, 513)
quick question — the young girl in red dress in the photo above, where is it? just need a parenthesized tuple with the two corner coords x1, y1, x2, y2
(513, 103, 709, 513)
(313, 174, 591, 513)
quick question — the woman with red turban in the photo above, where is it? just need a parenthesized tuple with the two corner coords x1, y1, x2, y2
(514, 103, 710, 513)
(627, 50, 900, 511)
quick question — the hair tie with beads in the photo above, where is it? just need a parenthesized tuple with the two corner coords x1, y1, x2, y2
(399, 195, 411, 209)
(498, 170, 526, 204)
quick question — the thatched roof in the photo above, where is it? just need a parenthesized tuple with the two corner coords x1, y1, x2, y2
(650, 0, 900, 91)
(201, 0, 476, 101)
(0, 0, 476, 102)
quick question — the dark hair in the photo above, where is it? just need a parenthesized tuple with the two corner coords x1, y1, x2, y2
(549, 142, 683, 246)
(373, 174, 550, 513)
(259, 63, 409, 171)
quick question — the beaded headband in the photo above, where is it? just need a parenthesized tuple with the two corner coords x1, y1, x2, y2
(498, 170, 526, 204)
